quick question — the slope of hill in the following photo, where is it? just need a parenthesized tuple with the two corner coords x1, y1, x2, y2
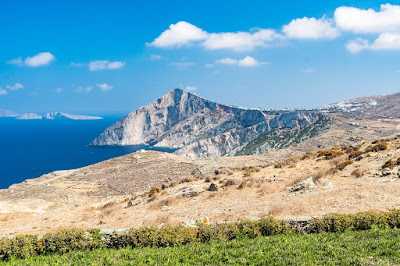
(91, 88, 324, 158)
(2, 137, 400, 236)
(317, 92, 400, 119)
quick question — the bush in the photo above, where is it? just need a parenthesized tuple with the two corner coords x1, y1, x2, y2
(365, 143, 388, 153)
(352, 168, 366, 178)
(316, 149, 344, 160)
(336, 160, 354, 171)
(348, 150, 364, 160)
(3, 211, 400, 261)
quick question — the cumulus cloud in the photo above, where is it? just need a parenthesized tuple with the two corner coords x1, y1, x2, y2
(77, 86, 93, 94)
(88, 60, 125, 71)
(148, 21, 208, 47)
(7, 52, 55, 67)
(216, 56, 267, 67)
(347, 33, 400, 53)
(203, 29, 281, 51)
(97, 83, 113, 92)
(6, 83, 23, 91)
(282, 17, 340, 39)
(335, 4, 400, 34)
(55, 88, 63, 94)
(149, 21, 281, 51)
(0, 88, 7, 96)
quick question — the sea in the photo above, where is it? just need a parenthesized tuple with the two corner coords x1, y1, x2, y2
(0, 116, 175, 189)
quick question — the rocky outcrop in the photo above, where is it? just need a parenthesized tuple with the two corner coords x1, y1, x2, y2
(90, 88, 324, 158)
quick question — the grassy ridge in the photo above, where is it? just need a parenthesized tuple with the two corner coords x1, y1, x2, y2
(3, 227, 400, 265)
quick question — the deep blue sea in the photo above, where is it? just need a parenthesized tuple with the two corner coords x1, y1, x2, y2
(0, 117, 175, 189)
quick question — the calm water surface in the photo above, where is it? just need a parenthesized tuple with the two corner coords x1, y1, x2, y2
(0, 117, 175, 189)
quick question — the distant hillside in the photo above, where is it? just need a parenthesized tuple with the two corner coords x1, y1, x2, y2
(0, 109, 102, 120)
(91, 88, 323, 157)
(317, 92, 400, 119)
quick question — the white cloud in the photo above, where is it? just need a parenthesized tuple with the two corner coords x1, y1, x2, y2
(7, 52, 55, 67)
(346, 33, 400, 53)
(6, 57, 23, 66)
(0, 88, 7, 96)
(55, 88, 63, 94)
(148, 21, 208, 47)
(88, 60, 125, 71)
(77, 86, 93, 93)
(203, 29, 281, 51)
(6, 83, 23, 91)
(216, 56, 267, 67)
(185, 86, 197, 91)
(149, 21, 281, 51)
(303, 68, 314, 73)
(24, 52, 55, 67)
(205, 63, 214, 68)
(282, 16, 340, 39)
(335, 4, 400, 33)
(97, 83, 113, 92)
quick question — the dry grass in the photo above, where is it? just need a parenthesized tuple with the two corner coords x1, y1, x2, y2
(181, 177, 198, 183)
(214, 168, 233, 176)
(237, 177, 258, 189)
(266, 204, 284, 217)
(316, 149, 344, 160)
(365, 143, 388, 153)
(149, 186, 163, 197)
(143, 214, 172, 227)
(336, 160, 354, 171)
(352, 168, 366, 178)
(348, 150, 364, 160)
(148, 196, 181, 210)
(286, 176, 305, 187)
(224, 178, 239, 187)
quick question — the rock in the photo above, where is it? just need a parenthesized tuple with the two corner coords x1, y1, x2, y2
(196, 217, 210, 224)
(208, 183, 218, 192)
(319, 179, 333, 187)
(90, 88, 323, 158)
(161, 206, 172, 211)
(179, 185, 205, 196)
(382, 168, 393, 176)
(182, 219, 197, 227)
(287, 177, 315, 193)
(126, 200, 133, 208)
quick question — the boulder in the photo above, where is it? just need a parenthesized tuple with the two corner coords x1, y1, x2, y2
(287, 177, 315, 193)
(208, 183, 218, 192)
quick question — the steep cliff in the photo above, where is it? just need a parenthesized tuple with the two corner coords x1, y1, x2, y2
(90, 88, 324, 157)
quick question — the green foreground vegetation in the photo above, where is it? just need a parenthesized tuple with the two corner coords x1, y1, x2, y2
(3, 210, 400, 264)
(3, 227, 400, 265)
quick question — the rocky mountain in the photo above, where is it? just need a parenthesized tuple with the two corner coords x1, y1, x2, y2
(43, 112, 103, 120)
(91, 88, 324, 158)
(317, 92, 400, 119)
(16, 113, 43, 120)
(0, 109, 102, 120)
(0, 109, 19, 117)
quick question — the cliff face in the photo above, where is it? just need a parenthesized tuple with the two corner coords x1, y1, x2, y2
(90, 88, 324, 157)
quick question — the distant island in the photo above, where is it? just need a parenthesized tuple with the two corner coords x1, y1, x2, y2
(0, 109, 103, 120)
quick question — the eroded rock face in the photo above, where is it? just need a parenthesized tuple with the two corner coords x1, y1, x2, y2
(90, 88, 324, 158)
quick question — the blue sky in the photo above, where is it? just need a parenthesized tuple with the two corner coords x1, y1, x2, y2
(1, 0, 400, 115)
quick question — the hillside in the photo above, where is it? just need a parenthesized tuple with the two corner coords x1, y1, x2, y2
(318, 92, 400, 119)
(90, 88, 324, 158)
(2, 137, 400, 236)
